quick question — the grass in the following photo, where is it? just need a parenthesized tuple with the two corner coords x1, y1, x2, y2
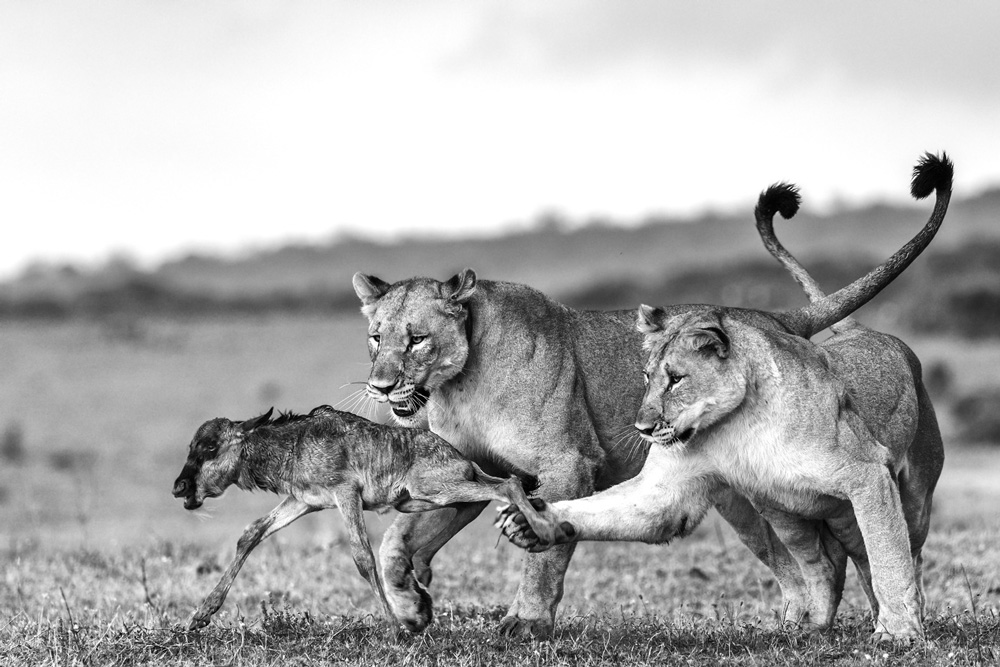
(2, 518, 998, 666)
(0, 316, 999, 665)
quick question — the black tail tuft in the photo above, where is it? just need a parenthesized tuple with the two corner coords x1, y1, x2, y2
(910, 152, 953, 200)
(756, 183, 801, 221)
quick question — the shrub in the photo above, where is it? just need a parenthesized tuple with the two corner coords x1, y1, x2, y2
(951, 390, 1000, 445)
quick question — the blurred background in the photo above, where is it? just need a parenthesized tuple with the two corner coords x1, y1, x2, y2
(1, 1, 998, 552)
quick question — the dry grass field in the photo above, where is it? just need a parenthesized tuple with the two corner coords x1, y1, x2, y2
(0, 315, 998, 665)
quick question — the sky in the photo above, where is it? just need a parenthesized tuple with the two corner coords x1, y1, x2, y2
(2, 1, 999, 278)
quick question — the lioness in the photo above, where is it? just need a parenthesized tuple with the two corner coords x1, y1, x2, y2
(353, 153, 951, 637)
(497, 154, 951, 641)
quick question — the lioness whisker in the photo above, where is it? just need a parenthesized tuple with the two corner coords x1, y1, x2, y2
(339, 381, 370, 389)
(335, 392, 367, 416)
(333, 387, 366, 408)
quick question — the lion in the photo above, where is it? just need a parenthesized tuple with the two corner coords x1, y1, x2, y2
(353, 152, 952, 637)
(496, 154, 951, 642)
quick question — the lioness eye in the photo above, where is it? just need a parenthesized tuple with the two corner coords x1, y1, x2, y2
(370, 334, 380, 345)
(669, 374, 685, 386)
(642, 372, 649, 386)
(410, 335, 427, 345)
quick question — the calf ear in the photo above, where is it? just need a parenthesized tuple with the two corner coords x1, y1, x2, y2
(687, 326, 731, 359)
(636, 304, 667, 334)
(241, 407, 274, 433)
(442, 268, 477, 315)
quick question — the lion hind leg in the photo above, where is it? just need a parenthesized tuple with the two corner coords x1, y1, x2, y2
(825, 513, 878, 621)
(764, 511, 841, 630)
(711, 488, 810, 624)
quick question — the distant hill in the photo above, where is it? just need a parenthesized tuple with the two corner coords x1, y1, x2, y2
(2, 188, 998, 337)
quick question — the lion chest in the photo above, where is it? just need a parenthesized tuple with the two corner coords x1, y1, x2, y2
(705, 414, 850, 519)
(427, 389, 515, 467)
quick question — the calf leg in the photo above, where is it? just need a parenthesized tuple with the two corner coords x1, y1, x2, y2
(405, 466, 565, 546)
(334, 487, 394, 623)
(190, 496, 315, 630)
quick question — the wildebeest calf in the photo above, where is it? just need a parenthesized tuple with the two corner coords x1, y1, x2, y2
(172, 405, 559, 632)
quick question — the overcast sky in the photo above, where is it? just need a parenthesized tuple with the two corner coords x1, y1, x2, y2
(2, 1, 998, 277)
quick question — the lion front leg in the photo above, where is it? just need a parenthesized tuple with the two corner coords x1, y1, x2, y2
(379, 504, 485, 633)
(843, 462, 923, 642)
(499, 449, 601, 639)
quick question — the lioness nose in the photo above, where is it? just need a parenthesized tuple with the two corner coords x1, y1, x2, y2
(172, 478, 190, 497)
(369, 380, 395, 396)
(634, 422, 655, 436)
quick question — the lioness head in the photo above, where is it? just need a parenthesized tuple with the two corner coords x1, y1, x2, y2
(352, 269, 477, 426)
(633, 306, 747, 447)
(172, 408, 272, 509)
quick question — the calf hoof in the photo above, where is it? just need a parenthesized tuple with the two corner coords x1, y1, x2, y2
(188, 613, 211, 631)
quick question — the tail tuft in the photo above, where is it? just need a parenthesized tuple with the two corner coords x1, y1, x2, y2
(910, 152, 953, 200)
(756, 183, 801, 221)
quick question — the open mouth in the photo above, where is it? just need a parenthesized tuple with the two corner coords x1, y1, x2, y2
(666, 428, 696, 446)
(391, 387, 431, 417)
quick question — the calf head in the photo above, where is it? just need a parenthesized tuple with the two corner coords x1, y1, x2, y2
(172, 408, 273, 509)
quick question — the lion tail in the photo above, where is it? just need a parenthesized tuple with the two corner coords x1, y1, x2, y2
(755, 181, 859, 332)
(777, 152, 953, 338)
(755, 182, 827, 304)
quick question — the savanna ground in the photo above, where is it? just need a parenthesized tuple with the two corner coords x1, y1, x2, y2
(1, 316, 998, 666)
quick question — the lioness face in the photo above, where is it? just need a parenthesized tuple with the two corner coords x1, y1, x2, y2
(635, 306, 746, 447)
(172, 418, 244, 510)
(353, 270, 477, 425)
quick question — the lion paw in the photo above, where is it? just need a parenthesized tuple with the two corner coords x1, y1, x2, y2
(382, 557, 434, 633)
(871, 630, 914, 645)
(495, 504, 577, 552)
(870, 617, 922, 644)
(499, 613, 554, 640)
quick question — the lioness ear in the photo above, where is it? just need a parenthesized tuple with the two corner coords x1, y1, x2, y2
(442, 268, 477, 315)
(686, 326, 730, 359)
(241, 407, 274, 433)
(636, 304, 667, 334)
(353, 273, 392, 318)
